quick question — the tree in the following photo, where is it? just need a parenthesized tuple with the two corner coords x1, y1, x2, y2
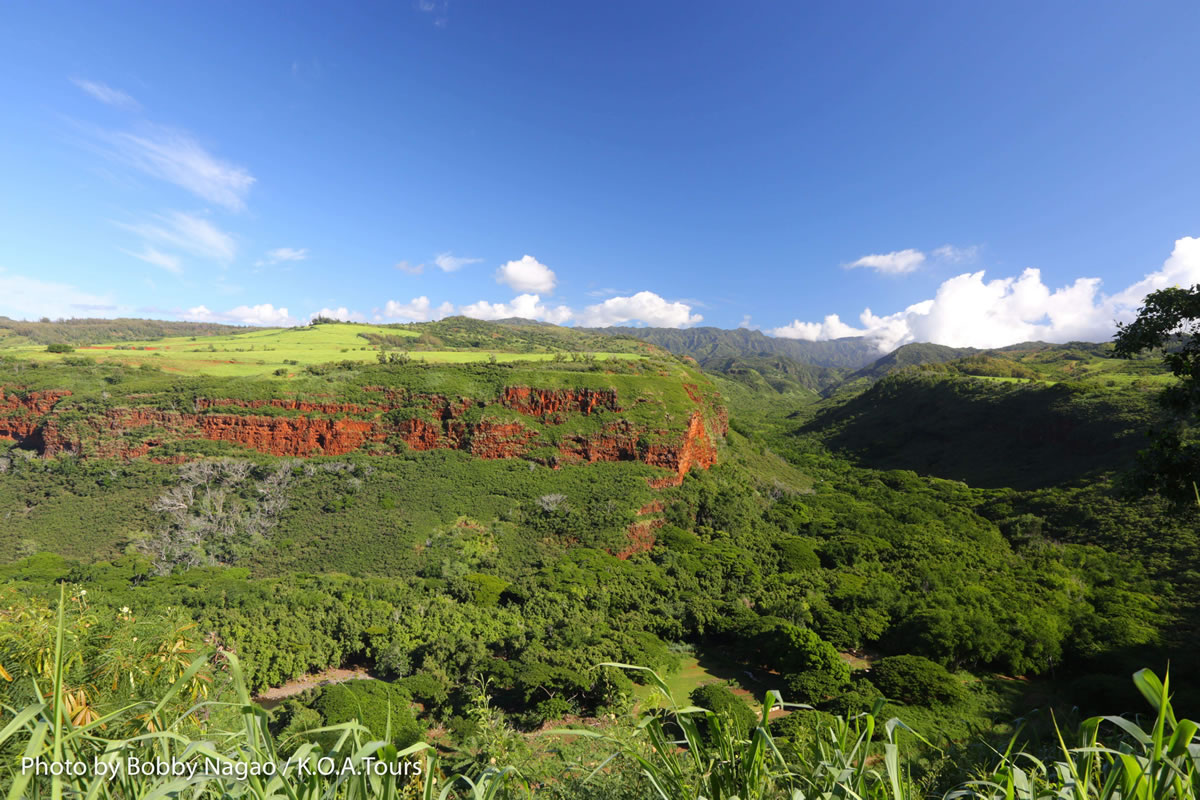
(870, 655, 964, 707)
(1114, 285, 1200, 509)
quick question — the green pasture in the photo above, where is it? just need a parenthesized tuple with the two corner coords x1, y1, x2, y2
(0, 323, 644, 377)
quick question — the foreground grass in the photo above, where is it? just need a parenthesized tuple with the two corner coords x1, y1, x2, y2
(4, 600, 1196, 800)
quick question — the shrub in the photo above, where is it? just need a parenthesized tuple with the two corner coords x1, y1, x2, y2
(690, 683, 756, 739)
(46, 343, 74, 353)
(308, 679, 423, 748)
(870, 654, 964, 707)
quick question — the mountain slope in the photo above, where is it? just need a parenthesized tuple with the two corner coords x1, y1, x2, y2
(801, 371, 1162, 488)
(586, 326, 881, 369)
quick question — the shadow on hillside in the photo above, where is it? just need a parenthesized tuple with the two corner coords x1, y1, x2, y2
(803, 376, 1157, 489)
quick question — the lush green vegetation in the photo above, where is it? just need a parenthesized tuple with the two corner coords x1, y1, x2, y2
(2, 315, 1197, 797)
(0, 320, 650, 378)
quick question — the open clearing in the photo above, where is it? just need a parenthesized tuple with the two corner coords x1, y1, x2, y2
(0, 323, 644, 377)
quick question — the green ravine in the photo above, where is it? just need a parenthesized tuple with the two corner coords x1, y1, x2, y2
(1, 315, 1197, 798)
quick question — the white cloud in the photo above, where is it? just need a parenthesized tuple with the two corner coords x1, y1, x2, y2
(310, 307, 364, 322)
(122, 244, 182, 274)
(579, 291, 702, 328)
(0, 269, 121, 320)
(845, 248, 926, 275)
(395, 260, 425, 275)
(71, 78, 140, 111)
(770, 314, 864, 341)
(264, 247, 308, 263)
(931, 244, 979, 263)
(183, 303, 293, 326)
(118, 211, 236, 262)
(771, 236, 1200, 352)
(433, 252, 482, 272)
(100, 124, 255, 211)
(495, 255, 557, 293)
(379, 296, 455, 322)
(460, 294, 573, 324)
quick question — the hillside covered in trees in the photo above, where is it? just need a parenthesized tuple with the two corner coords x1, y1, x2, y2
(1, 317, 1195, 797)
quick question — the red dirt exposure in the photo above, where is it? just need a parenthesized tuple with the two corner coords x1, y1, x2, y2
(502, 386, 620, 417)
(0, 382, 725, 481)
(615, 518, 665, 560)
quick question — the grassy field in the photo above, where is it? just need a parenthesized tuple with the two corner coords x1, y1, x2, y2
(0, 323, 644, 377)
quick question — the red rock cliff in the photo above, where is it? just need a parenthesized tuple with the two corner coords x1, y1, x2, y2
(1, 384, 723, 479)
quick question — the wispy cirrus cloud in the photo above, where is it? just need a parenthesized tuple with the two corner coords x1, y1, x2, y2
(844, 244, 979, 275)
(71, 78, 140, 111)
(256, 247, 308, 266)
(395, 260, 425, 275)
(116, 211, 237, 262)
(0, 269, 120, 320)
(931, 244, 979, 263)
(96, 123, 255, 211)
(433, 252, 482, 272)
(844, 248, 926, 275)
(121, 244, 182, 274)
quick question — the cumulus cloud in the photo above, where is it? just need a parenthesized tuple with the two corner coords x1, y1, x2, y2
(770, 314, 865, 341)
(0, 269, 120, 320)
(183, 303, 293, 326)
(845, 248, 926, 274)
(117, 211, 236, 262)
(98, 123, 255, 211)
(460, 294, 573, 324)
(310, 307, 364, 322)
(379, 296, 455, 322)
(579, 291, 703, 328)
(495, 255, 557, 293)
(122, 244, 182, 274)
(395, 260, 425, 275)
(771, 236, 1200, 352)
(433, 252, 482, 272)
(71, 78, 140, 111)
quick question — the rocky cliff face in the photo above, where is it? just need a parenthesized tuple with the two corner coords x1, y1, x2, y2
(0, 389, 71, 448)
(0, 382, 725, 481)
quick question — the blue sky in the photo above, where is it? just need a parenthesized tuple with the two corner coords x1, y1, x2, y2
(2, 1, 1199, 349)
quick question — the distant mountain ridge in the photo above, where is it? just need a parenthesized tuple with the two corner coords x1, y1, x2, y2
(585, 325, 881, 369)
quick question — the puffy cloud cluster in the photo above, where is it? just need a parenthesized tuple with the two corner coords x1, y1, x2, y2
(378, 296, 455, 322)
(184, 303, 293, 326)
(495, 255, 557, 293)
(310, 307, 364, 322)
(772, 236, 1200, 351)
(578, 291, 703, 328)
(452, 289, 702, 328)
(460, 293, 572, 324)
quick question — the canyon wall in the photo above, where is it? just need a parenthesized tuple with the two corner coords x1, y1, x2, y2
(0, 384, 724, 481)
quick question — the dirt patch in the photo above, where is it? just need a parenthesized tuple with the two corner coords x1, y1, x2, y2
(254, 666, 372, 707)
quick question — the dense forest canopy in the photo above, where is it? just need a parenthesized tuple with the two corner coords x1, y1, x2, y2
(1, 316, 1196, 797)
